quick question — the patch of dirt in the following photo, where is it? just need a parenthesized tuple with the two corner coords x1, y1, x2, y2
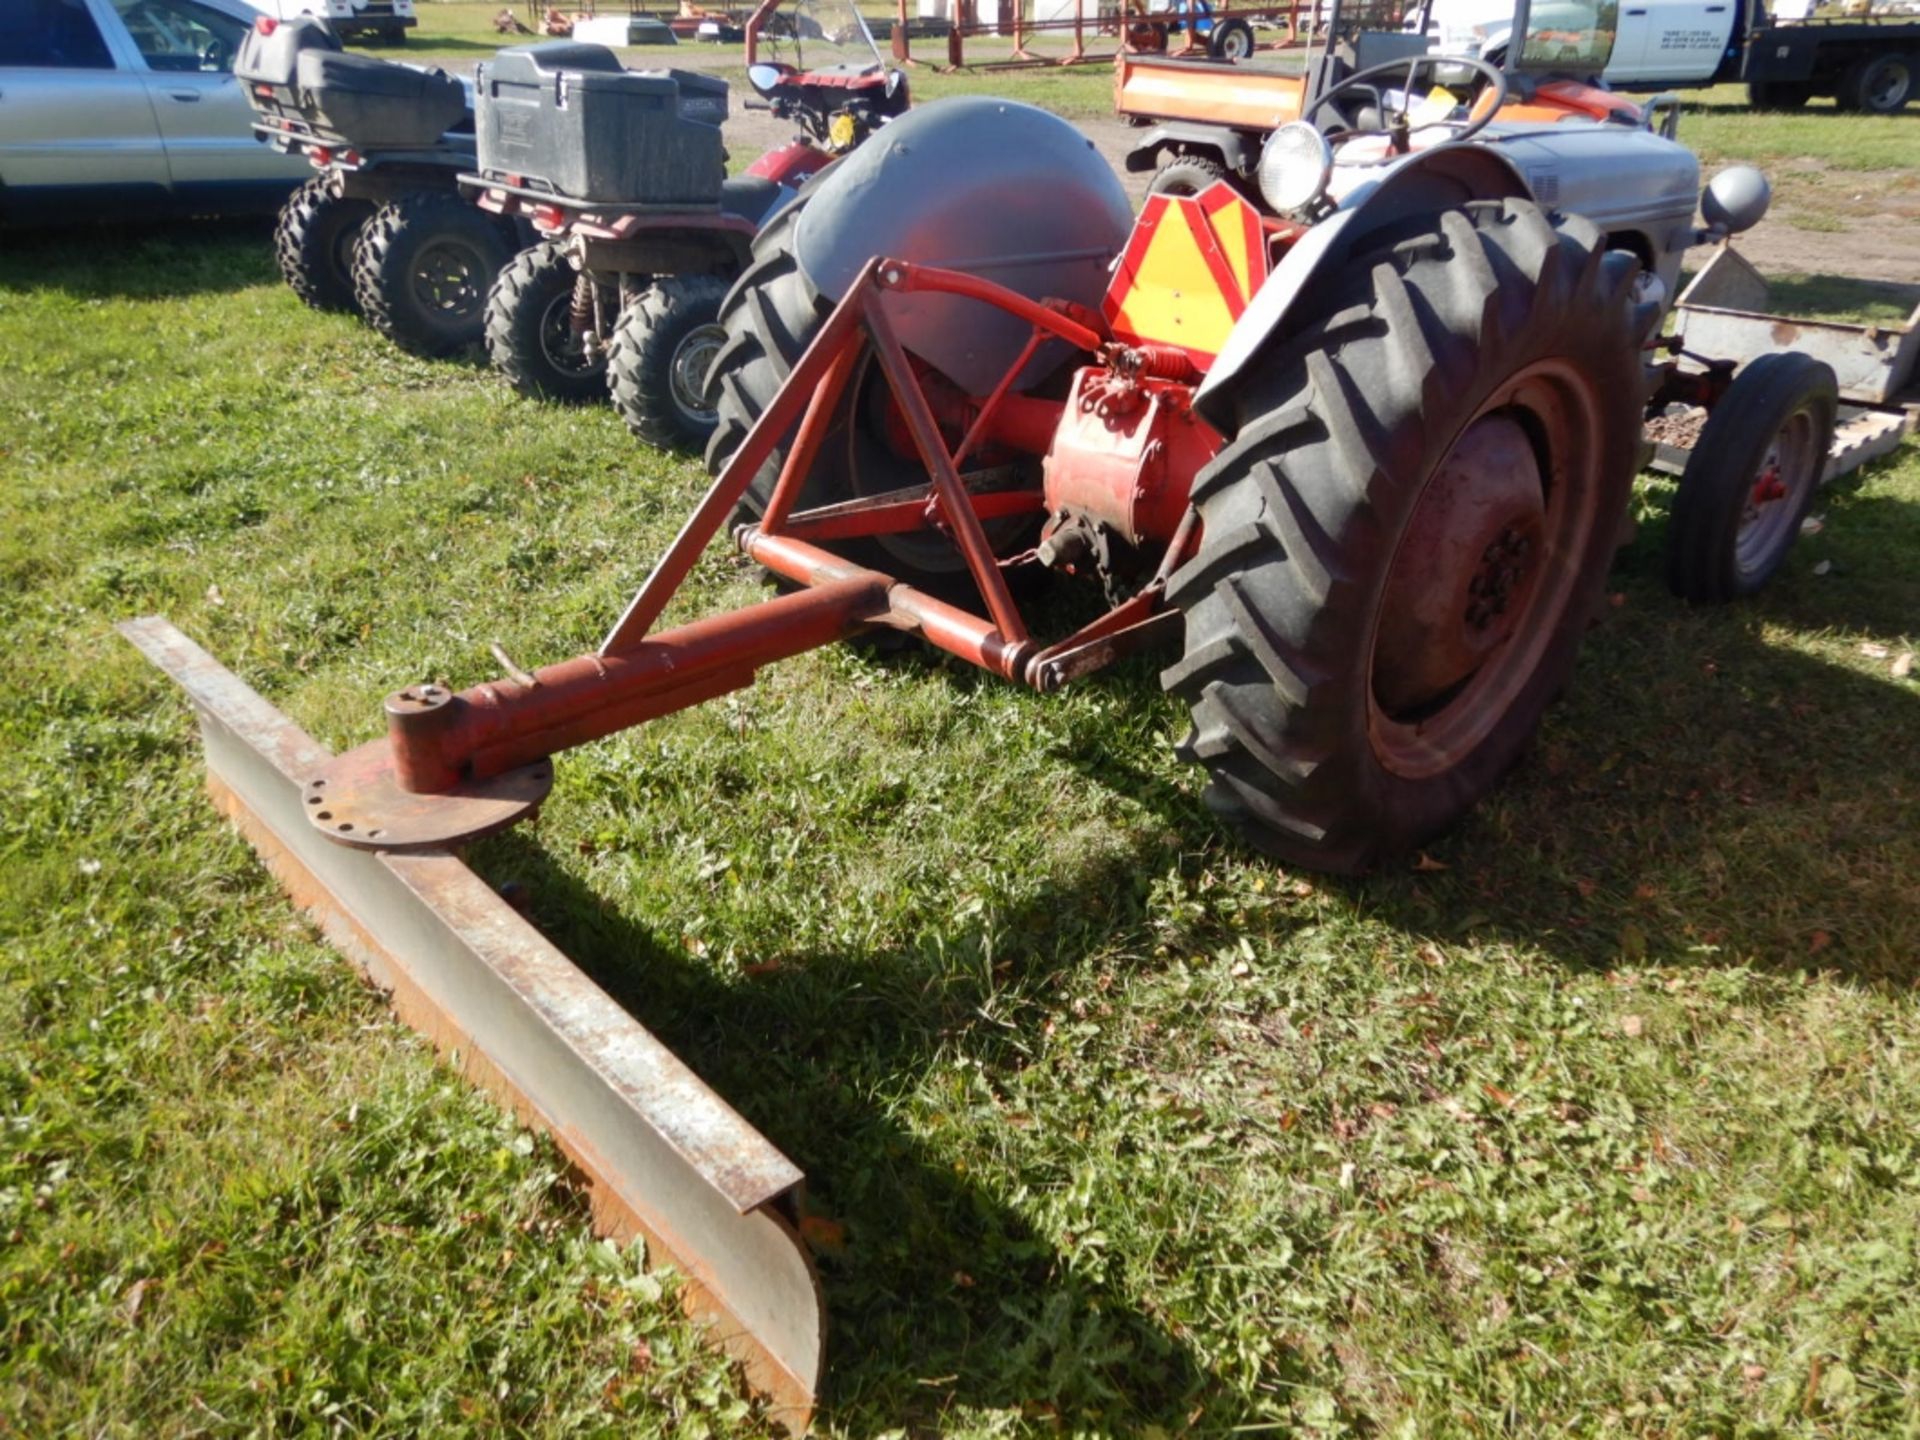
(1646, 407, 1708, 451)
(1736, 213, 1920, 286)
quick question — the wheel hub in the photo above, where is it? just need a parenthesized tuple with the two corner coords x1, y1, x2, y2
(1464, 523, 1535, 631)
(414, 242, 481, 318)
(1374, 412, 1545, 715)
(1736, 412, 1817, 577)
(541, 290, 600, 376)
(671, 323, 727, 422)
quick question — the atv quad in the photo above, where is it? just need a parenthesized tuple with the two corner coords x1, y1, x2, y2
(466, 0, 907, 448)
(238, 14, 525, 357)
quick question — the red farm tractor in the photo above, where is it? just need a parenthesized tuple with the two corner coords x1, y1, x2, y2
(126, 8, 1828, 1426)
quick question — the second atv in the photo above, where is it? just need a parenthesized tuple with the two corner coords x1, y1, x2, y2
(238, 15, 525, 357)
(466, 0, 907, 449)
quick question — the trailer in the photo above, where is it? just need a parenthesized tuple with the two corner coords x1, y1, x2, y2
(1648, 242, 1920, 483)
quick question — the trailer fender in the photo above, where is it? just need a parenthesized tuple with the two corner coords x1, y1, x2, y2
(791, 96, 1133, 395)
(1195, 144, 1532, 431)
(1124, 122, 1260, 175)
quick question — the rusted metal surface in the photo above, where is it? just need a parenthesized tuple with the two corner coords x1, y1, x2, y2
(742, 530, 1039, 680)
(335, 578, 886, 842)
(306, 736, 552, 852)
(1675, 245, 1920, 407)
(1028, 608, 1184, 691)
(312, 257, 1202, 841)
(1646, 404, 1914, 482)
(1041, 368, 1222, 547)
(864, 295, 1030, 644)
(599, 266, 879, 655)
(1373, 413, 1545, 716)
(115, 617, 825, 1434)
(1366, 360, 1605, 782)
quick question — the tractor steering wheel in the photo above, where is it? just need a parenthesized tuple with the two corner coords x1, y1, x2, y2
(1303, 55, 1507, 165)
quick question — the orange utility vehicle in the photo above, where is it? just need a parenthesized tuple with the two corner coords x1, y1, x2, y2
(1118, 0, 1658, 201)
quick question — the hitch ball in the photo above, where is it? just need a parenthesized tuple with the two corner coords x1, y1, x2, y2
(1701, 166, 1771, 237)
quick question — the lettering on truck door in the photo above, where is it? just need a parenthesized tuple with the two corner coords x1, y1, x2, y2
(1633, 0, 1734, 80)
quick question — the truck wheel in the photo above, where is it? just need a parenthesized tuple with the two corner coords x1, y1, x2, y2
(1150, 154, 1230, 199)
(704, 200, 1041, 586)
(275, 177, 374, 314)
(1747, 80, 1811, 110)
(1665, 352, 1837, 605)
(1163, 200, 1645, 872)
(1209, 18, 1255, 60)
(353, 192, 512, 359)
(607, 275, 732, 450)
(485, 241, 611, 404)
(1838, 52, 1912, 113)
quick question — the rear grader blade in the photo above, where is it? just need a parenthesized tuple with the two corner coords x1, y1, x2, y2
(116, 617, 824, 1434)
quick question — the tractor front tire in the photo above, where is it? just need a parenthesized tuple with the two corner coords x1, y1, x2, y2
(353, 192, 512, 358)
(485, 240, 611, 404)
(275, 177, 374, 314)
(1665, 351, 1837, 604)
(607, 274, 732, 451)
(1150, 154, 1231, 199)
(1163, 200, 1646, 872)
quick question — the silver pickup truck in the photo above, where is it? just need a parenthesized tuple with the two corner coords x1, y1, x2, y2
(0, 0, 308, 225)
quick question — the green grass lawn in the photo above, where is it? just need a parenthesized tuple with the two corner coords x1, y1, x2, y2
(4, 75, 1920, 1439)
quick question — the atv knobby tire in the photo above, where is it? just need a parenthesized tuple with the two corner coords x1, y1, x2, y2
(275, 177, 375, 314)
(485, 240, 611, 404)
(1162, 199, 1646, 872)
(1665, 350, 1837, 604)
(353, 192, 513, 358)
(608, 274, 732, 450)
(704, 199, 1041, 585)
(1150, 154, 1231, 200)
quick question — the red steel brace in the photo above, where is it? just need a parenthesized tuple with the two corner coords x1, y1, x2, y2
(313, 258, 1191, 851)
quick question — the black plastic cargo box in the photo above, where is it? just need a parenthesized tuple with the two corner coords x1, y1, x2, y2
(237, 16, 468, 150)
(475, 44, 728, 207)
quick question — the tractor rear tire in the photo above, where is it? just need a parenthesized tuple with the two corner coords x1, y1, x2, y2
(485, 240, 611, 404)
(607, 274, 732, 451)
(1163, 200, 1646, 872)
(1665, 352, 1837, 604)
(1150, 154, 1231, 199)
(704, 200, 1041, 587)
(275, 177, 374, 314)
(353, 192, 513, 359)
(1838, 52, 1912, 114)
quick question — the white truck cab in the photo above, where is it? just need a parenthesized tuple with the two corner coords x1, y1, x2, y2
(1427, 0, 1916, 110)
(1430, 0, 1735, 84)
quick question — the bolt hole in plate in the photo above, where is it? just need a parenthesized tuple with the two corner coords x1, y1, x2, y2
(303, 740, 554, 852)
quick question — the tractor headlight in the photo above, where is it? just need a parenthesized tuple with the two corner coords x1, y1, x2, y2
(1256, 121, 1333, 217)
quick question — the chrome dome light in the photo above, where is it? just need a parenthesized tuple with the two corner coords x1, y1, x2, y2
(1256, 121, 1334, 217)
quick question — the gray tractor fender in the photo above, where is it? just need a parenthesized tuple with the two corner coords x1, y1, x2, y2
(791, 95, 1133, 396)
(1194, 144, 1533, 431)
(1124, 122, 1260, 175)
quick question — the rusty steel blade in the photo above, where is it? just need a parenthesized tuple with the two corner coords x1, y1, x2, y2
(117, 617, 824, 1432)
